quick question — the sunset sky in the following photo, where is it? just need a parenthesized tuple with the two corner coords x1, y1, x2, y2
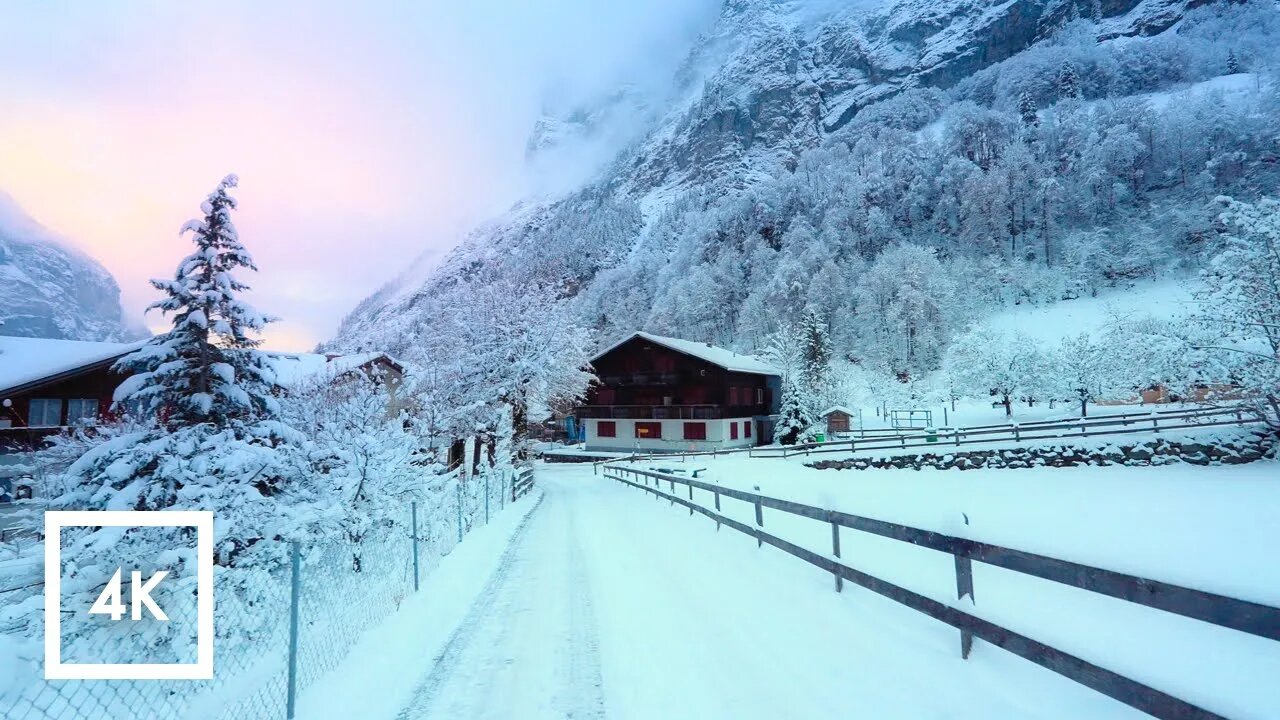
(0, 1, 714, 350)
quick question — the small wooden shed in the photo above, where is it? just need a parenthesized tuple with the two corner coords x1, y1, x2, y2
(819, 406, 856, 436)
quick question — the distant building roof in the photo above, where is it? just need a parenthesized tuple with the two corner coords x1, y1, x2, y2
(0, 335, 401, 398)
(266, 351, 403, 388)
(592, 331, 780, 376)
(0, 336, 147, 397)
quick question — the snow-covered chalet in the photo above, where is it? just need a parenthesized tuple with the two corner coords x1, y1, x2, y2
(575, 332, 780, 453)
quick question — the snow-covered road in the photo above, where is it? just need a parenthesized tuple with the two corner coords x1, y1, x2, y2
(390, 463, 1145, 720)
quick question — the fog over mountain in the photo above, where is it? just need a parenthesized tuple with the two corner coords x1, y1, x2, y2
(332, 0, 1279, 384)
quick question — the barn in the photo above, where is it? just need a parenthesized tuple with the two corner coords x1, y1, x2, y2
(575, 332, 781, 453)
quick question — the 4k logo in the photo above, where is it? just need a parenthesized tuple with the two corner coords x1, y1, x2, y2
(89, 568, 171, 621)
(44, 511, 214, 680)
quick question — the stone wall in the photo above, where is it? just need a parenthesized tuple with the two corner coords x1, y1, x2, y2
(810, 433, 1277, 471)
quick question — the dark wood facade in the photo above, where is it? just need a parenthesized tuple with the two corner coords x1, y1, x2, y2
(1, 355, 130, 451)
(575, 336, 779, 420)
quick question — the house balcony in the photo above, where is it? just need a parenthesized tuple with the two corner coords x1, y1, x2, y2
(597, 372, 682, 387)
(573, 404, 764, 420)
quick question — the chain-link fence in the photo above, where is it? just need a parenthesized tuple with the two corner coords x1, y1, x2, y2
(0, 466, 535, 720)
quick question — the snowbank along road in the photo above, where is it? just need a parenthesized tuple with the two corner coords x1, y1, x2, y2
(391, 462, 1165, 720)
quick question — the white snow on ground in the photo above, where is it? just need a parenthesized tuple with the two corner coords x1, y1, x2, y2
(301, 461, 1280, 720)
(295, 491, 542, 720)
(605, 454, 1280, 719)
(982, 278, 1197, 347)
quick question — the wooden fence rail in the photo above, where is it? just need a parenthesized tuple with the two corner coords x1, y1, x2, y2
(512, 467, 536, 501)
(603, 465, 1279, 720)
(754, 406, 1262, 459)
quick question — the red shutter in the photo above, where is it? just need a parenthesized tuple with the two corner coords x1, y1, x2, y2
(597, 421, 616, 438)
(744, 421, 752, 438)
(635, 422, 662, 439)
(730, 422, 739, 440)
(683, 422, 707, 440)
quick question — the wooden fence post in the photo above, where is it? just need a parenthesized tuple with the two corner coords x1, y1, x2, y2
(831, 515, 842, 593)
(955, 551, 975, 659)
(754, 498, 763, 548)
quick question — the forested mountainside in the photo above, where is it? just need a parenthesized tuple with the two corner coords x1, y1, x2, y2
(0, 191, 136, 341)
(332, 0, 1280, 383)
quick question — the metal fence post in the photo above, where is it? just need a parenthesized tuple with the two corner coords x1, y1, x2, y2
(456, 479, 464, 543)
(412, 502, 420, 593)
(687, 483, 694, 515)
(485, 473, 490, 524)
(286, 541, 301, 720)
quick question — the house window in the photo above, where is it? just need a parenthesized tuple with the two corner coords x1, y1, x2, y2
(28, 399, 63, 427)
(597, 421, 617, 438)
(756, 388, 764, 405)
(744, 421, 752, 438)
(67, 398, 100, 425)
(728, 386, 739, 406)
(730, 422, 739, 440)
(683, 422, 706, 440)
(635, 422, 662, 439)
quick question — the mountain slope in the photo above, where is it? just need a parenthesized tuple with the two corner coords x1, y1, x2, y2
(0, 192, 137, 341)
(331, 0, 1274, 372)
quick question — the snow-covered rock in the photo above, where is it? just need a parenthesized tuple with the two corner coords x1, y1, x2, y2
(0, 191, 138, 342)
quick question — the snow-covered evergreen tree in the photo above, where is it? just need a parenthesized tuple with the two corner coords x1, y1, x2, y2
(35, 175, 308, 669)
(1017, 91, 1039, 128)
(1227, 49, 1241, 74)
(113, 174, 278, 426)
(1057, 60, 1082, 101)
(798, 307, 832, 408)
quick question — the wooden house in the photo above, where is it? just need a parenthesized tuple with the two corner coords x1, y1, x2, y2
(575, 332, 781, 452)
(0, 337, 146, 447)
(819, 406, 856, 436)
(0, 335, 401, 454)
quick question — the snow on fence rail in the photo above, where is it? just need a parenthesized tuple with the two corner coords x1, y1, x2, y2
(752, 406, 1263, 459)
(602, 465, 1280, 720)
(0, 466, 537, 720)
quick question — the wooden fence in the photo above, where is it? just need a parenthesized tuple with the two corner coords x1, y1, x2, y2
(512, 466, 536, 501)
(753, 406, 1262, 459)
(602, 464, 1279, 720)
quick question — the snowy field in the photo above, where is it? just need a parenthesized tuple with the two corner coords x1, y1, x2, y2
(603, 455, 1280, 719)
(302, 462, 1279, 719)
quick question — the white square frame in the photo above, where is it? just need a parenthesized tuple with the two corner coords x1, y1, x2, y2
(44, 510, 214, 680)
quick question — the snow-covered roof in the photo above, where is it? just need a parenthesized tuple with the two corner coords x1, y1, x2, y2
(0, 336, 147, 396)
(820, 406, 856, 418)
(592, 332, 780, 376)
(266, 351, 402, 388)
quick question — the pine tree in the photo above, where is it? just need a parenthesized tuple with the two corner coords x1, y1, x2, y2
(773, 378, 810, 446)
(798, 307, 832, 407)
(1227, 49, 1241, 74)
(1017, 91, 1039, 128)
(114, 175, 279, 426)
(1058, 61, 1082, 101)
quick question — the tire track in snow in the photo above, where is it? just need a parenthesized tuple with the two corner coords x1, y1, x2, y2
(395, 492, 545, 720)
(560, 500, 606, 719)
(394, 485, 606, 720)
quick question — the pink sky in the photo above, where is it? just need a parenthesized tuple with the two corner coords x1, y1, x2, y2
(0, 1, 715, 350)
